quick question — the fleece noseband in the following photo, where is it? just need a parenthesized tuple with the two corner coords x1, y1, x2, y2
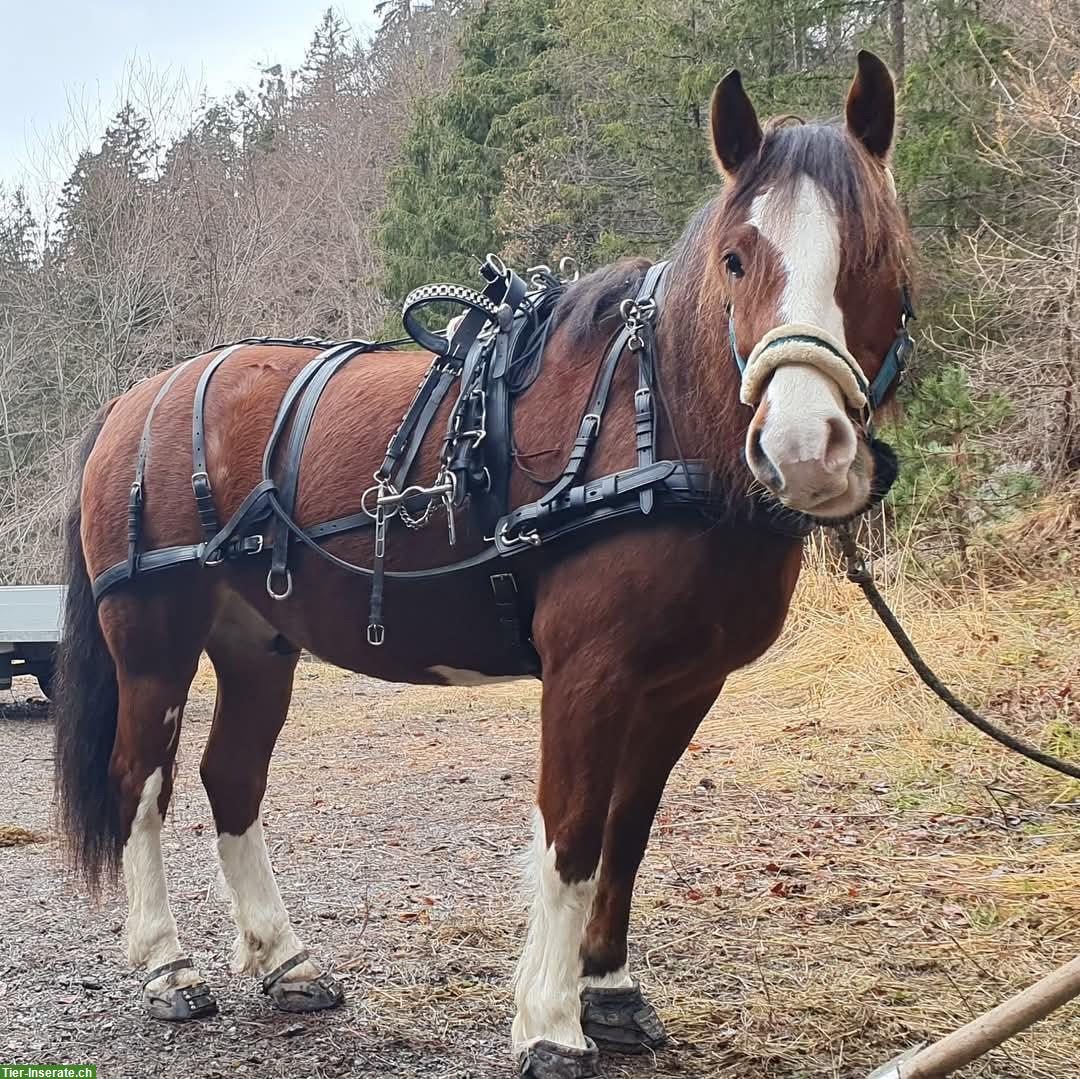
(729, 284, 915, 424)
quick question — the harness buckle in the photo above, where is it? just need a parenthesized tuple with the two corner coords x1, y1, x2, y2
(367, 622, 385, 646)
(620, 297, 657, 351)
(496, 520, 542, 551)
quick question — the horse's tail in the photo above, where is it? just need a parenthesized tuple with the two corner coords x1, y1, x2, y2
(53, 403, 123, 889)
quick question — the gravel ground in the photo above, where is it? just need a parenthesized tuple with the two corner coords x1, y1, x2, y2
(2, 637, 1078, 1079)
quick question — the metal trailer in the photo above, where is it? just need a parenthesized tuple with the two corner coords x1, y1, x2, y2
(0, 585, 64, 699)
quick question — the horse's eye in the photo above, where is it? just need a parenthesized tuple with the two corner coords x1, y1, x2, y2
(723, 252, 744, 278)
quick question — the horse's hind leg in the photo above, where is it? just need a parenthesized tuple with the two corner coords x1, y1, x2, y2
(578, 687, 720, 1055)
(200, 593, 343, 1013)
(103, 589, 218, 1020)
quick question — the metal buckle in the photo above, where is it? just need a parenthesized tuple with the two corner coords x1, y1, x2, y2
(191, 471, 210, 497)
(497, 520, 542, 550)
(367, 623, 385, 646)
(582, 413, 601, 438)
(620, 297, 657, 350)
(634, 387, 651, 413)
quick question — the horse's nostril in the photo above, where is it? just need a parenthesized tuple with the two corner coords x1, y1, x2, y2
(748, 426, 783, 492)
(823, 416, 857, 474)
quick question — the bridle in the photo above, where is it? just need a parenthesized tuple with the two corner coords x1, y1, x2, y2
(728, 283, 916, 429)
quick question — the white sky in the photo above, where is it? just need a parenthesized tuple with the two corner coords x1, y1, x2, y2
(1, 1, 379, 197)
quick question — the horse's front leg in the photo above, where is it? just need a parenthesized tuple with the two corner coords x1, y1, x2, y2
(512, 658, 634, 1078)
(579, 686, 721, 1054)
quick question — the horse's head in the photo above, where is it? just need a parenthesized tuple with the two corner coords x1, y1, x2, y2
(709, 51, 910, 522)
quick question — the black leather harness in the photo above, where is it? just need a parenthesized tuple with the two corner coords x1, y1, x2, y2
(91, 258, 817, 665)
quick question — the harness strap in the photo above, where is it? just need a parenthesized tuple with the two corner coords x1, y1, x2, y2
(378, 356, 462, 482)
(92, 457, 732, 599)
(267, 342, 374, 596)
(442, 334, 491, 508)
(634, 320, 657, 516)
(261, 344, 364, 477)
(538, 261, 669, 513)
(191, 343, 250, 542)
(199, 478, 277, 566)
(128, 359, 194, 579)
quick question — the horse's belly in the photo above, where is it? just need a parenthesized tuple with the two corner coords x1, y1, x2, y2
(222, 562, 539, 686)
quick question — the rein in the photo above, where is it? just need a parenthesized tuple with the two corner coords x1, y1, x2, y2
(834, 524, 1080, 782)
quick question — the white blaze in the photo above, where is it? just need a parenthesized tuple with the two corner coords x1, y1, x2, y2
(745, 176, 859, 509)
(749, 176, 845, 341)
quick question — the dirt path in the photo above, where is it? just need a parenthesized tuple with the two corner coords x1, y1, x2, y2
(1, 635, 1078, 1078)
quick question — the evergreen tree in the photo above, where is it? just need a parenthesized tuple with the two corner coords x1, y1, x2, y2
(377, 0, 558, 300)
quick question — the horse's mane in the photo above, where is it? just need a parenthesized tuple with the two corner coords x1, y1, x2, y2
(549, 258, 651, 345)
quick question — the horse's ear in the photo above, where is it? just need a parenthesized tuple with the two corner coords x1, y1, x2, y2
(845, 50, 895, 159)
(710, 70, 763, 179)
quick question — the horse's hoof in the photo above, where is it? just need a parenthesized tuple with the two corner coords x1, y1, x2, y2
(266, 971, 344, 1012)
(581, 983, 667, 1054)
(518, 1038, 602, 1079)
(261, 952, 343, 1013)
(141, 959, 218, 1022)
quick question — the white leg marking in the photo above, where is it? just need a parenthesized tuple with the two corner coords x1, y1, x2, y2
(583, 965, 634, 990)
(123, 766, 200, 989)
(162, 705, 180, 756)
(217, 813, 317, 981)
(512, 808, 598, 1054)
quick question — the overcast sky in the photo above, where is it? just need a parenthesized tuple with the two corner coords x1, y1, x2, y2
(1, 1, 379, 195)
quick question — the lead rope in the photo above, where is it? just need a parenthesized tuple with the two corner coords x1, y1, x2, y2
(834, 523, 1080, 782)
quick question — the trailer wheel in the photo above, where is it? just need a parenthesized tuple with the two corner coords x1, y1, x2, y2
(36, 669, 54, 700)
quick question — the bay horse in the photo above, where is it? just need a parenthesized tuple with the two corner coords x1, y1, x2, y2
(54, 52, 911, 1077)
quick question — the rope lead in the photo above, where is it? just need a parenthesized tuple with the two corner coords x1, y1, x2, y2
(834, 524, 1080, 782)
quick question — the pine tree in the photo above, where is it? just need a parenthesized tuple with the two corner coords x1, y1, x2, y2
(377, 0, 558, 301)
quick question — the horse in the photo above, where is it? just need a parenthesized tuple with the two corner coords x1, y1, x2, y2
(53, 50, 911, 1078)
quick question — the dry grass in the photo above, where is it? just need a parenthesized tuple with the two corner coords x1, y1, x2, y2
(667, 539, 1080, 1077)
(0, 824, 48, 847)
